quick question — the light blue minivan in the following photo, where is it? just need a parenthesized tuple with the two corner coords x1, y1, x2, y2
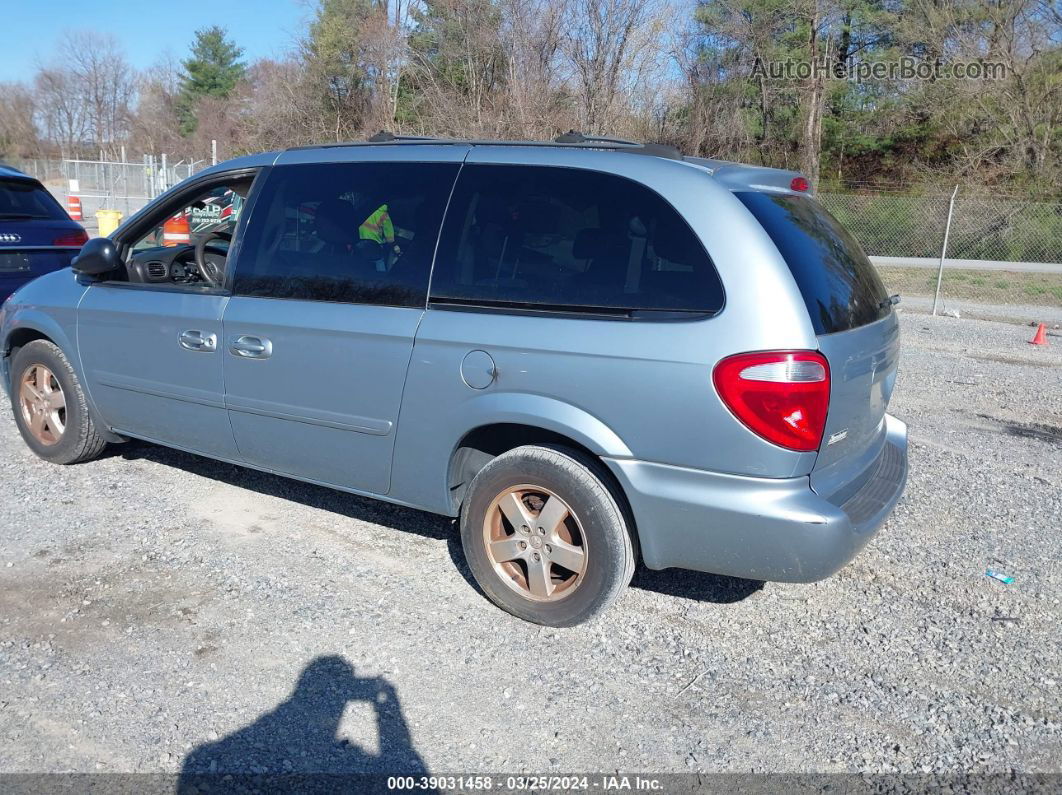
(1, 134, 907, 626)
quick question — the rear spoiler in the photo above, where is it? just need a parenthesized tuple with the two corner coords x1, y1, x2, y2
(684, 157, 812, 197)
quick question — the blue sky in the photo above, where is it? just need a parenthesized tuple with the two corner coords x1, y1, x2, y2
(1, 0, 309, 82)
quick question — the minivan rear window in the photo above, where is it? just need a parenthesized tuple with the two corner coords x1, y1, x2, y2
(736, 191, 890, 334)
(431, 165, 724, 316)
(0, 178, 67, 220)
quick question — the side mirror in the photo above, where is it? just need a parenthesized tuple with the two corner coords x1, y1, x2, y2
(71, 237, 120, 277)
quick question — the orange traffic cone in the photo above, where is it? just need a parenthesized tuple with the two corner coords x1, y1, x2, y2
(1029, 323, 1047, 346)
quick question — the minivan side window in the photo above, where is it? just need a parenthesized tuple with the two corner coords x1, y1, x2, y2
(430, 165, 724, 315)
(234, 162, 460, 307)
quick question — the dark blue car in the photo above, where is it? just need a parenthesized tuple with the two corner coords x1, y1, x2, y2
(0, 165, 87, 304)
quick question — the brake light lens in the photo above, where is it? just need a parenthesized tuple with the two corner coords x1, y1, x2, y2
(713, 351, 830, 451)
(790, 176, 809, 192)
(53, 229, 89, 247)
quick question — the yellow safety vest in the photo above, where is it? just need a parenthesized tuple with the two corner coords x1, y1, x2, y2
(359, 204, 394, 245)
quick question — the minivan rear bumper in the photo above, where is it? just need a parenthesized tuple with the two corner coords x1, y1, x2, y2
(605, 414, 907, 582)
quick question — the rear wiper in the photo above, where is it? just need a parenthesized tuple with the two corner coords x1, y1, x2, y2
(879, 294, 900, 309)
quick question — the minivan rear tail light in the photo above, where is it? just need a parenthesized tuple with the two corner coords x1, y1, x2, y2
(713, 351, 830, 451)
(53, 229, 89, 247)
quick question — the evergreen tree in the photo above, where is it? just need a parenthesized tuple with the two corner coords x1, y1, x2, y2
(177, 27, 246, 136)
(302, 0, 393, 138)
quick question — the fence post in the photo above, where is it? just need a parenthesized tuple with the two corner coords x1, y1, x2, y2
(932, 185, 960, 316)
(211, 139, 217, 166)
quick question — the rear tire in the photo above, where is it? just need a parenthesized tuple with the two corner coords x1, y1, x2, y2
(10, 340, 108, 465)
(460, 444, 635, 627)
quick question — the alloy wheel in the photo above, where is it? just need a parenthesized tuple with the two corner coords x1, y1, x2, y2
(482, 485, 588, 602)
(18, 364, 66, 446)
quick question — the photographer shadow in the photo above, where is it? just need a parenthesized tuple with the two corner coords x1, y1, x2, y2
(178, 655, 432, 793)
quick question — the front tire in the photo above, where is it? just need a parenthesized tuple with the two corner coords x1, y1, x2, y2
(10, 340, 108, 465)
(460, 445, 636, 627)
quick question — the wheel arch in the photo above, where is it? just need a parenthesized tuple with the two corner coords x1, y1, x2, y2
(4, 326, 53, 359)
(2, 315, 125, 444)
(2, 316, 72, 400)
(446, 422, 639, 559)
(431, 391, 630, 508)
(3, 310, 74, 356)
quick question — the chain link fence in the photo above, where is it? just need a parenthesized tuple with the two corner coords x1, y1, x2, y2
(4, 155, 1060, 321)
(8, 155, 207, 232)
(819, 191, 1062, 321)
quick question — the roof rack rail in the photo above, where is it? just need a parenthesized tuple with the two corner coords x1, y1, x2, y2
(553, 130, 640, 146)
(554, 131, 683, 159)
(288, 133, 683, 160)
(367, 130, 440, 143)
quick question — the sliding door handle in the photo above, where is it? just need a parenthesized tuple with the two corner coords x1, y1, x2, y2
(230, 335, 272, 359)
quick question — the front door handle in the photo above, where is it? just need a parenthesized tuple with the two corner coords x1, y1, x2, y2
(230, 334, 273, 360)
(179, 330, 217, 352)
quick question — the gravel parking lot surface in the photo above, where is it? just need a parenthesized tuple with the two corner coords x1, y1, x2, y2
(1, 313, 1060, 778)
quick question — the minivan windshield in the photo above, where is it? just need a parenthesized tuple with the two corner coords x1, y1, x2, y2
(0, 178, 68, 220)
(736, 191, 890, 334)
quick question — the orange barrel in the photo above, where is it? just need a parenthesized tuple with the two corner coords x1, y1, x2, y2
(162, 213, 191, 246)
(66, 196, 83, 221)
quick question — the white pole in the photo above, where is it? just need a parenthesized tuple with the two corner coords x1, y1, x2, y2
(932, 185, 960, 316)
(211, 139, 218, 166)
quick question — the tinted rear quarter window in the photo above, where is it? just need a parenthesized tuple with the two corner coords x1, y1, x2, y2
(736, 191, 890, 334)
(431, 164, 723, 316)
(0, 179, 67, 220)
(235, 162, 459, 307)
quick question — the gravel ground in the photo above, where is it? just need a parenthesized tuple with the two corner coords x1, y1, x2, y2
(0, 312, 1060, 778)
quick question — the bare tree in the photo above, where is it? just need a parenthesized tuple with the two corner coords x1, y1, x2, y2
(238, 58, 322, 151)
(563, 0, 663, 133)
(402, 0, 507, 136)
(671, 22, 752, 158)
(33, 68, 90, 157)
(31, 31, 135, 158)
(798, 0, 826, 187)
(499, 0, 572, 138)
(63, 31, 137, 156)
(129, 56, 183, 156)
(0, 82, 41, 159)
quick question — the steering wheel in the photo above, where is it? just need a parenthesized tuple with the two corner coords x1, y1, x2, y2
(194, 230, 232, 286)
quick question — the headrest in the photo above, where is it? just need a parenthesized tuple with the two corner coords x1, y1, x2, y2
(573, 228, 606, 259)
(650, 215, 696, 263)
(511, 201, 557, 233)
(314, 199, 358, 245)
(475, 199, 514, 227)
